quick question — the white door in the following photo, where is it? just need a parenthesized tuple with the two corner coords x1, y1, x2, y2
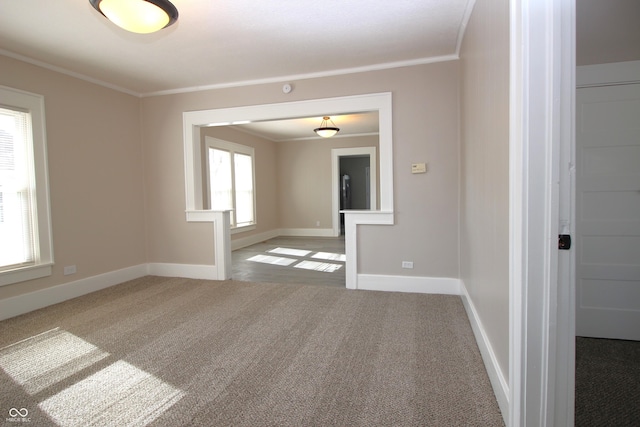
(576, 83, 640, 340)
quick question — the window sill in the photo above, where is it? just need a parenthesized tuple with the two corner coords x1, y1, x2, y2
(231, 224, 256, 235)
(0, 263, 53, 287)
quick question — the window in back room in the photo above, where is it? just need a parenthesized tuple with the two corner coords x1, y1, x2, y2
(204, 136, 256, 231)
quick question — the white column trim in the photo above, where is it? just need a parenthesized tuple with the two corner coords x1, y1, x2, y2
(509, 0, 575, 426)
(343, 211, 394, 289)
(185, 210, 232, 280)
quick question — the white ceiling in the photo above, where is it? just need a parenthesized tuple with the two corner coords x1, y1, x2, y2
(2, 1, 637, 140)
(229, 112, 380, 142)
(0, 0, 472, 96)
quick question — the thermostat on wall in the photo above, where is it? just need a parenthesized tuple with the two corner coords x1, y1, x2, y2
(412, 163, 427, 174)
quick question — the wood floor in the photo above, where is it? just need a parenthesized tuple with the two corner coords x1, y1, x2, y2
(231, 236, 346, 287)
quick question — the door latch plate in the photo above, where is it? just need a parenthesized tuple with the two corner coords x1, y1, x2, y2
(558, 234, 571, 250)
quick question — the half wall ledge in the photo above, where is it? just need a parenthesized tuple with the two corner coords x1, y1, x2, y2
(343, 210, 394, 289)
(185, 210, 232, 280)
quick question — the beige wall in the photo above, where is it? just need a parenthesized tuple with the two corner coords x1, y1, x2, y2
(0, 55, 147, 299)
(358, 63, 460, 278)
(459, 0, 510, 382)
(141, 62, 461, 279)
(277, 135, 379, 230)
(576, 0, 640, 66)
(0, 56, 461, 300)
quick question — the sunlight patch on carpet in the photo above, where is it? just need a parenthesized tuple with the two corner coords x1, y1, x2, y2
(294, 260, 343, 272)
(39, 360, 184, 427)
(0, 328, 109, 394)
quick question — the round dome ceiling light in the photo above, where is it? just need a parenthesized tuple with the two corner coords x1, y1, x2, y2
(89, 0, 179, 34)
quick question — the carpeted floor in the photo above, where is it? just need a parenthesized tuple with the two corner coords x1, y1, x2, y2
(575, 337, 640, 427)
(0, 276, 504, 426)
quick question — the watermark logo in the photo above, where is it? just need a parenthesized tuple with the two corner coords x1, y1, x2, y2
(6, 408, 30, 423)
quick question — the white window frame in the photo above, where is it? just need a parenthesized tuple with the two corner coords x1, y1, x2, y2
(204, 136, 256, 233)
(0, 86, 53, 286)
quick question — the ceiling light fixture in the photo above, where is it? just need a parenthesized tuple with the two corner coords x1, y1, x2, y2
(89, 0, 178, 34)
(314, 116, 340, 138)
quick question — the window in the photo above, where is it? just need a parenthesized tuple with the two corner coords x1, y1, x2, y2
(205, 137, 255, 230)
(0, 86, 53, 286)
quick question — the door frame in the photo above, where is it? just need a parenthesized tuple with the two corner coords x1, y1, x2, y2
(331, 147, 377, 236)
(509, 0, 575, 425)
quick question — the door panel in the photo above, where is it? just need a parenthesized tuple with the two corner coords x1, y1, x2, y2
(576, 83, 640, 340)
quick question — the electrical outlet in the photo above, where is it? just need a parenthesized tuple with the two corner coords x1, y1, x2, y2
(402, 261, 413, 269)
(64, 265, 77, 276)
(316, 221, 320, 227)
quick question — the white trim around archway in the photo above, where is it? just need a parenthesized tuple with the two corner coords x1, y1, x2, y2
(182, 92, 394, 283)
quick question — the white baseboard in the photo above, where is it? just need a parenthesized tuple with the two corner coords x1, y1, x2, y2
(0, 264, 147, 321)
(0, 262, 228, 321)
(460, 280, 509, 423)
(231, 229, 280, 251)
(356, 274, 461, 295)
(147, 263, 219, 280)
(279, 228, 336, 237)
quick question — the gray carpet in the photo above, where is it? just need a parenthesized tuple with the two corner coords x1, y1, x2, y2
(0, 276, 504, 426)
(575, 337, 640, 427)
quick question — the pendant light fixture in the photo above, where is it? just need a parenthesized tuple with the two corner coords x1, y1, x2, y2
(314, 116, 340, 138)
(89, 0, 179, 34)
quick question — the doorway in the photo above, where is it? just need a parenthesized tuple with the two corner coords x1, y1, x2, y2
(573, 61, 640, 425)
(575, 82, 640, 340)
(331, 147, 377, 236)
(339, 155, 371, 234)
